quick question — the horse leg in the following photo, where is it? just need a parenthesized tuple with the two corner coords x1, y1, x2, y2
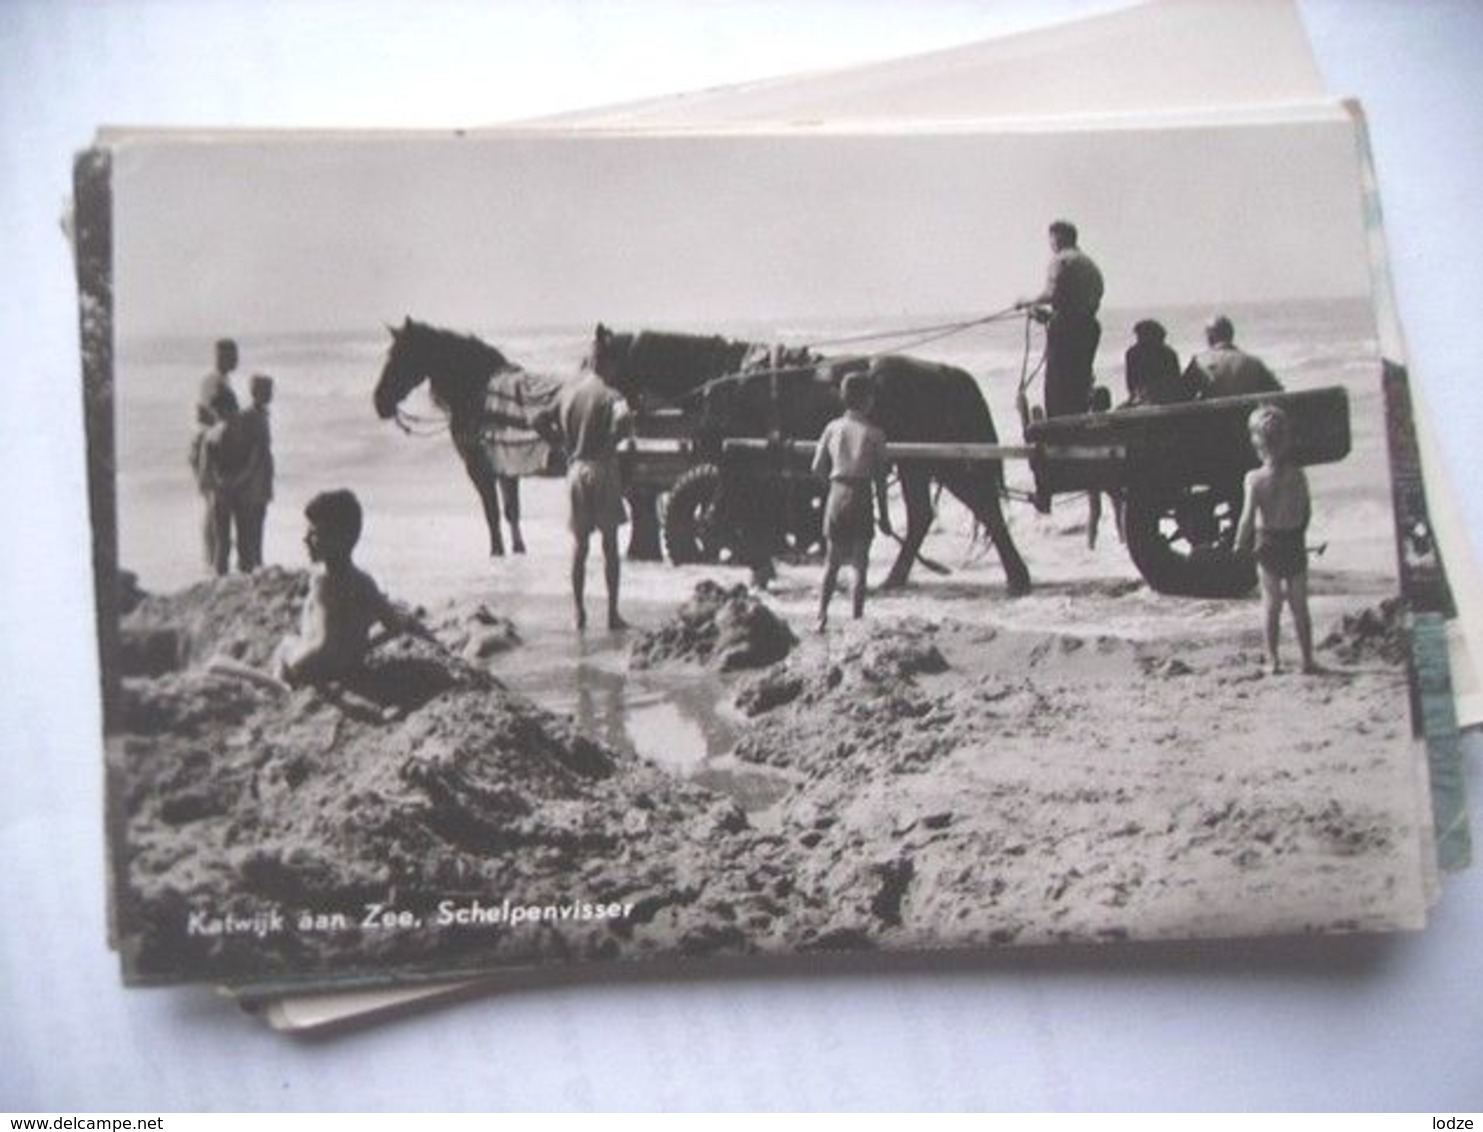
(456, 437, 505, 556)
(626, 487, 662, 561)
(882, 468, 933, 590)
(943, 466, 1031, 596)
(498, 475, 526, 554)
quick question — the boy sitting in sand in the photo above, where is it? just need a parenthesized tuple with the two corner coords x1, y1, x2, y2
(1235, 404, 1316, 674)
(812, 370, 892, 631)
(272, 489, 429, 688)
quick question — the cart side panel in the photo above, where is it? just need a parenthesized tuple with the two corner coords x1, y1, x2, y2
(1027, 386, 1350, 494)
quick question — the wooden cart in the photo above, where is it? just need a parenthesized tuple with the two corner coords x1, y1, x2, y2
(622, 385, 1350, 599)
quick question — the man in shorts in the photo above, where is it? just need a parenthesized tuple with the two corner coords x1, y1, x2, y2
(557, 338, 632, 631)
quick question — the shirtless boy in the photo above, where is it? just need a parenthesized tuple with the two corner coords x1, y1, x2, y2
(1235, 405, 1316, 674)
(273, 489, 427, 688)
(813, 370, 892, 631)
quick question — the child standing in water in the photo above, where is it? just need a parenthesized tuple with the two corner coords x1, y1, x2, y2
(812, 370, 892, 631)
(1236, 404, 1316, 674)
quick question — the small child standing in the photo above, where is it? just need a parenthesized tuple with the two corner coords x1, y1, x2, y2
(812, 370, 892, 631)
(1235, 404, 1316, 674)
(273, 489, 427, 688)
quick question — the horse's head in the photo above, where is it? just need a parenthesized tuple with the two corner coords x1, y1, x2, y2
(374, 317, 426, 420)
(587, 323, 760, 408)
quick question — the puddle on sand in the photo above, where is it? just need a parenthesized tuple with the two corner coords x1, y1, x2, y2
(482, 600, 792, 811)
(523, 664, 735, 770)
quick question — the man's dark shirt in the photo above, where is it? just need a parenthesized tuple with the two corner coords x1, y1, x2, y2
(1043, 248, 1104, 319)
(1126, 340, 1188, 403)
(1188, 344, 1282, 399)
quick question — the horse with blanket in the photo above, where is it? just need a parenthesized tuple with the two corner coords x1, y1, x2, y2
(372, 317, 566, 557)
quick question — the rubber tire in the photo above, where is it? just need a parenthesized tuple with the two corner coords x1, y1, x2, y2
(662, 463, 728, 565)
(1124, 478, 1257, 598)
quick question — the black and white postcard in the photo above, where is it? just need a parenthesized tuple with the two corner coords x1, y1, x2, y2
(82, 106, 1443, 989)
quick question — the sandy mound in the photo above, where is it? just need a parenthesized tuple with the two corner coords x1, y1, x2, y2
(727, 615, 1420, 947)
(435, 603, 523, 661)
(1319, 597, 1408, 666)
(112, 570, 1424, 984)
(120, 566, 308, 675)
(630, 581, 796, 672)
(112, 571, 828, 985)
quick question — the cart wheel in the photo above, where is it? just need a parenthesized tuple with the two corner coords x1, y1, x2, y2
(1124, 477, 1256, 597)
(663, 463, 734, 565)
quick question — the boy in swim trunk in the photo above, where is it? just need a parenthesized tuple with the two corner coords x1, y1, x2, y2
(812, 370, 892, 631)
(1235, 404, 1316, 674)
(273, 489, 427, 688)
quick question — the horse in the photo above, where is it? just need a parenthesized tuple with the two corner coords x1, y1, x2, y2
(373, 317, 551, 557)
(593, 324, 1031, 594)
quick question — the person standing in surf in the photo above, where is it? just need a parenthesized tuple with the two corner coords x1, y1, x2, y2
(555, 329, 633, 632)
(228, 373, 275, 572)
(192, 338, 240, 571)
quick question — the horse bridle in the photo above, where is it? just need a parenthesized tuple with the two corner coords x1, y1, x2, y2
(392, 403, 451, 437)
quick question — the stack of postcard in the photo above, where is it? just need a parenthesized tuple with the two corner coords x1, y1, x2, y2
(74, 0, 1474, 1029)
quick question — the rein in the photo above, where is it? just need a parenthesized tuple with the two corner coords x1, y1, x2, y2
(388, 363, 521, 438)
(797, 305, 1024, 356)
(1014, 310, 1049, 439)
(668, 305, 1045, 414)
(392, 404, 452, 437)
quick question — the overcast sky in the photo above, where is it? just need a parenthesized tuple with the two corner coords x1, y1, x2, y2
(112, 111, 1373, 340)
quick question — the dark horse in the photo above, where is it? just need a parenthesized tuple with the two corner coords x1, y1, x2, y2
(373, 317, 538, 557)
(595, 325, 1031, 594)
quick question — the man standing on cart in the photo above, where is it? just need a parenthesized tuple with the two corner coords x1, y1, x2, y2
(1019, 219, 1105, 420)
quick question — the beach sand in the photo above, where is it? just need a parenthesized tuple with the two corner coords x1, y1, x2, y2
(108, 540, 1427, 986)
